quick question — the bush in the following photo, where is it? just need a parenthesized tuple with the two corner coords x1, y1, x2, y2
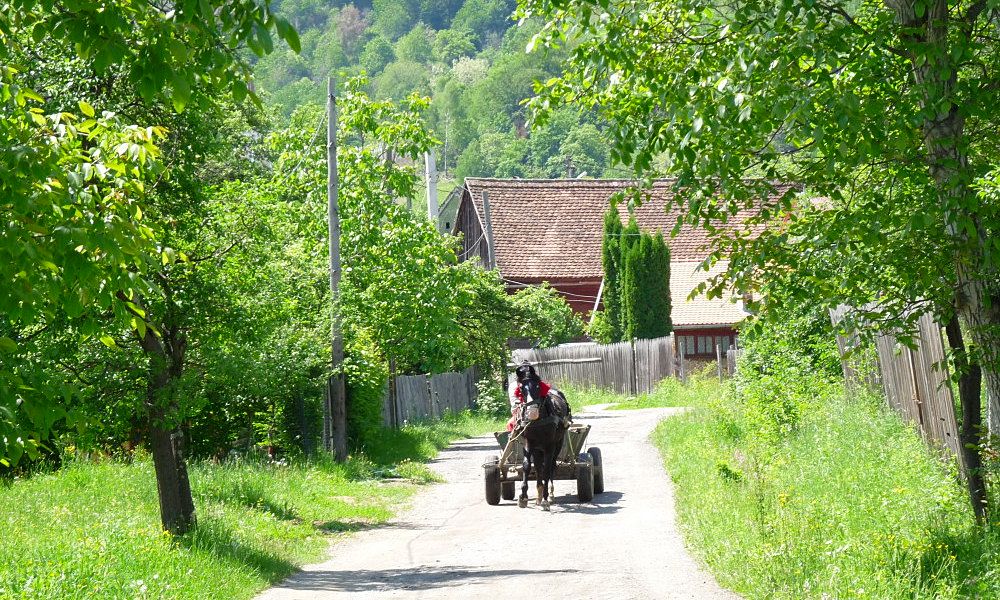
(474, 377, 510, 417)
(511, 282, 585, 346)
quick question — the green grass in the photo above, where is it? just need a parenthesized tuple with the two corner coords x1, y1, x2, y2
(652, 378, 1000, 598)
(0, 411, 503, 600)
(561, 369, 722, 412)
(560, 385, 625, 412)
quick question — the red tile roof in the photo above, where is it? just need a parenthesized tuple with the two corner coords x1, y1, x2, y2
(462, 178, 799, 281)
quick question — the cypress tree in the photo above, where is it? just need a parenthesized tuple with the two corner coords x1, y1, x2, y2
(600, 207, 624, 341)
(639, 232, 672, 338)
(619, 218, 642, 340)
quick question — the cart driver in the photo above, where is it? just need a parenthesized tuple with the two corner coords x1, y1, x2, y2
(506, 361, 552, 432)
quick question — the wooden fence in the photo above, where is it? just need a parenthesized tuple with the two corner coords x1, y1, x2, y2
(829, 306, 964, 469)
(510, 335, 676, 395)
(382, 367, 478, 427)
(726, 348, 742, 377)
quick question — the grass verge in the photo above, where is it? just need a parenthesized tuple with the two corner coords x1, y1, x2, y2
(652, 378, 1000, 598)
(0, 410, 502, 600)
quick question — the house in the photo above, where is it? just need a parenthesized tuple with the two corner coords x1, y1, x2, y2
(451, 178, 798, 357)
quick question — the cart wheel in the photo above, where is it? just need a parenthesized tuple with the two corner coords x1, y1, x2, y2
(576, 453, 594, 502)
(485, 455, 501, 505)
(485, 465, 501, 505)
(501, 480, 516, 501)
(587, 447, 604, 494)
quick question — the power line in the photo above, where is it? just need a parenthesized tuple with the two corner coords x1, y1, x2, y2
(287, 109, 328, 177)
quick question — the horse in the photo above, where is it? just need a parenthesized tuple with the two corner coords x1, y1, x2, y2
(514, 377, 572, 510)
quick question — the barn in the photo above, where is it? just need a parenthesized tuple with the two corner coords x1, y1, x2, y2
(451, 178, 799, 358)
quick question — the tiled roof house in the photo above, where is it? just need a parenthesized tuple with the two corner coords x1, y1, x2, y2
(452, 178, 799, 357)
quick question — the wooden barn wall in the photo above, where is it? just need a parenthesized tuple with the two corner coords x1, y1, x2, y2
(454, 190, 489, 267)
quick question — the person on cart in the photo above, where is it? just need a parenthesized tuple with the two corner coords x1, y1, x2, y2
(507, 361, 553, 432)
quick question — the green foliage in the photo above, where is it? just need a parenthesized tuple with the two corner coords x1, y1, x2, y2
(0, 0, 298, 467)
(510, 283, 585, 347)
(372, 0, 420, 40)
(396, 24, 435, 63)
(452, 0, 516, 46)
(586, 310, 613, 344)
(619, 224, 641, 340)
(260, 0, 605, 181)
(434, 28, 477, 63)
(652, 373, 997, 598)
(359, 35, 396, 74)
(599, 212, 670, 342)
(600, 207, 624, 341)
(637, 232, 671, 339)
(376, 60, 431, 99)
(474, 377, 510, 417)
(521, 0, 1000, 417)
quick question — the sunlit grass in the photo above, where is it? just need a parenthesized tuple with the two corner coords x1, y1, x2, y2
(652, 378, 1000, 599)
(0, 411, 502, 600)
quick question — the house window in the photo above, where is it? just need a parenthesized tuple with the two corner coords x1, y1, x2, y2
(680, 335, 695, 356)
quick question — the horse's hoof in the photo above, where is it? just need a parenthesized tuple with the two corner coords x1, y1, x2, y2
(541, 500, 550, 511)
(518, 497, 528, 508)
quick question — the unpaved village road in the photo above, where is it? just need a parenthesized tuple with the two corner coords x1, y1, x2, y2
(256, 406, 739, 600)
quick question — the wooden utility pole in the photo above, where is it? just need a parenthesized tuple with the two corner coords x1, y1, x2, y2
(327, 76, 348, 461)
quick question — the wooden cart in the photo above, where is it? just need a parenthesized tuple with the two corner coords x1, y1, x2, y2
(483, 422, 604, 505)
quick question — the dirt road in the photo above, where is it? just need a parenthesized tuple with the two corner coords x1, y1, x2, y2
(256, 406, 739, 599)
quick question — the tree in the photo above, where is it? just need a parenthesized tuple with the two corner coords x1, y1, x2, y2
(600, 208, 624, 342)
(434, 28, 478, 64)
(0, 0, 298, 533)
(618, 219, 642, 340)
(372, 0, 419, 40)
(521, 0, 1000, 518)
(336, 4, 371, 59)
(376, 61, 432, 99)
(637, 233, 671, 339)
(452, 0, 516, 46)
(511, 283, 585, 347)
(359, 35, 396, 74)
(396, 24, 435, 63)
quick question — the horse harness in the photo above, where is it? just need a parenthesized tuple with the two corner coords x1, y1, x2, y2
(519, 394, 561, 429)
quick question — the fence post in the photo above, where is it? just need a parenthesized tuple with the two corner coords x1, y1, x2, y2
(389, 358, 398, 428)
(716, 344, 723, 381)
(679, 344, 686, 383)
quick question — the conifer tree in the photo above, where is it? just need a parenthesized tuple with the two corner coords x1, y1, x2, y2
(619, 218, 642, 340)
(601, 207, 624, 341)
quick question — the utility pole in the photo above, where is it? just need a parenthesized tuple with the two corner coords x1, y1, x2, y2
(425, 150, 439, 223)
(326, 76, 347, 462)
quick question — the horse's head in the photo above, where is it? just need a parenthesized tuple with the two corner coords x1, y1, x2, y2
(518, 377, 547, 424)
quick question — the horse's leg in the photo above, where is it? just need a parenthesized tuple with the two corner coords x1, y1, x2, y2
(534, 447, 547, 508)
(518, 444, 531, 509)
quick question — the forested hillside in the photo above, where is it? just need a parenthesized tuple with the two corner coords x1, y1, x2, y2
(255, 0, 622, 180)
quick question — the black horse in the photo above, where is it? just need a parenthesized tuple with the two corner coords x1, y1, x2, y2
(514, 376, 572, 510)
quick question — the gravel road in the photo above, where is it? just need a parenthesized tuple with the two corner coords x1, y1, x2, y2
(255, 405, 739, 600)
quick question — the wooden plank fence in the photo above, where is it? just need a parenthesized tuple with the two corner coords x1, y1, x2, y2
(382, 367, 478, 427)
(511, 335, 676, 395)
(726, 348, 742, 377)
(829, 306, 964, 470)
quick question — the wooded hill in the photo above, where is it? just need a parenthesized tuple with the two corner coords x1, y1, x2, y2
(256, 0, 624, 181)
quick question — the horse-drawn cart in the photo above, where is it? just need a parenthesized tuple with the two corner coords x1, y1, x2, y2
(483, 422, 604, 505)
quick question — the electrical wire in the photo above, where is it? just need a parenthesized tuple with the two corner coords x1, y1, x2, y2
(285, 109, 328, 177)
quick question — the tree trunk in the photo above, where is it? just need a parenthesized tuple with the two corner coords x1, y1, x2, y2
(144, 332, 195, 533)
(125, 289, 196, 534)
(945, 314, 988, 523)
(148, 415, 196, 533)
(891, 0, 1000, 435)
